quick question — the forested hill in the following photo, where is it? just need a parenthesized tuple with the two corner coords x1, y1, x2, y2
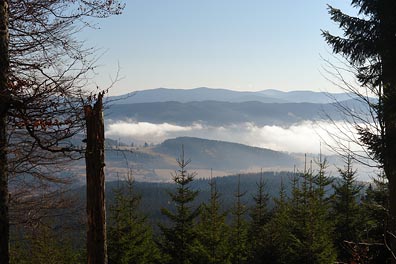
(96, 136, 301, 182)
(154, 137, 297, 170)
(73, 172, 362, 228)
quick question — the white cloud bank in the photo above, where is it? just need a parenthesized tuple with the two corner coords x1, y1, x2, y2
(106, 120, 362, 155)
(106, 121, 203, 142)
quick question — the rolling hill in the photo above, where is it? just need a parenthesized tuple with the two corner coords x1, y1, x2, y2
(70, 137, 302, 183)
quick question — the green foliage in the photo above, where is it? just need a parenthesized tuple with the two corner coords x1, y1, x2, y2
(265, 179, 297, 264)
(331, 156, 364, 261)
(287, 158, 336, 264)
(248, 174, 272, 264)
(107, 172, 160, 264)
(158, 149, 201, 264)
(229, 175, 249, 264)
(361, 172, 390, 263)
(323, 1, 396, 258)
(10, 161, 393, 264)
(10, 224, 82, 264)
(195, 176, 231, 264)
(363, 172, 388, 241)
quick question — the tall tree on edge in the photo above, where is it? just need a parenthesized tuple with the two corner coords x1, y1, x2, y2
(323, 1, 396, 260)
(0, 1, 10, 262)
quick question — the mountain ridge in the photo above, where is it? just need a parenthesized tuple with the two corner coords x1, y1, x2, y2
(108, 87, 355, 105)
(105, 100, 346, 126)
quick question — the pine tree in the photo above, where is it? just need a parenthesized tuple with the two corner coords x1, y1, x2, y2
(332, 155, 364, 261)
(248, 172, 271, 264)
(195, 172, 231, 264)
(107, 172, 160, 264)
(229, 175, 249, 264)
(158, 148, 201, 264)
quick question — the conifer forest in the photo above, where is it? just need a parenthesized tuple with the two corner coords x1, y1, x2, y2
(1, 0, 396, 263)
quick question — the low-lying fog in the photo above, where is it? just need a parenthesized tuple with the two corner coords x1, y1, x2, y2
(106, 119, 367, 155)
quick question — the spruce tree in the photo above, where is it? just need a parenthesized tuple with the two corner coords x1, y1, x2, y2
(331, 155, 364, 261)
(195, 173, 231, 264)
(289, 159, 336, 264)
(323, 0, 396, 256)
(362, 172, 390, 263)
(266, 178, 296, 264)
(229, 175, 248, 264)
(107, 172, 160, 264)
(248, 173, 271, 264)
(158, 148, 201, 264)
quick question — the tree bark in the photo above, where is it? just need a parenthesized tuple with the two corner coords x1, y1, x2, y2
(0, 0, 9, 263)
(379, 5, 396, 260)
(383, 81, 396, 263)
(85, 92, 107, 264)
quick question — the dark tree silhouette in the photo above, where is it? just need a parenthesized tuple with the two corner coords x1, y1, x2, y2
(323, 1, 396, 260)
(158, 148, 201, 264)
(0, 1, 124, 262)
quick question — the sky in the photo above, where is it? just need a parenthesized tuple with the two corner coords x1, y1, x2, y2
(83, 1, 377, 177)
(82, 1, 356, 95)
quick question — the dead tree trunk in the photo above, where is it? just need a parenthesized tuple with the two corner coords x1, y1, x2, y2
(84, 92, 107, 264)
(0, 1, 9, 263)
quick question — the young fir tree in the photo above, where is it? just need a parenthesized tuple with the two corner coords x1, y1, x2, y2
(195, 172, 231, 264)
(158, 149, 201, 264)
(248, 172, 271, 264)
(229, 175, 249, 264)
(331, 155, 364, 262)
(290, 158, 336, 264)
(362, 172, 390, 263)
(107, 172, 160, 264)
(266, 177, 296, 264)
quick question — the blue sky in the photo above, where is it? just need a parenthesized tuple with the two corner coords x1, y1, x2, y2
(83, 1, 355, 95)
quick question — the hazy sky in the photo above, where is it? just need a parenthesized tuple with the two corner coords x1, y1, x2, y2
(83, 1, 355, 95)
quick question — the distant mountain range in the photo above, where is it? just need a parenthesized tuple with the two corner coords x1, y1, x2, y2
(105, 87, 368, 126)
(108, 87, 355, 104)
(67, 88, 373, 183)
(106, 100, 346, 126)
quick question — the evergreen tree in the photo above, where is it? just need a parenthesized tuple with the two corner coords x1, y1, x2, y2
(289, 158, 336, 264)
(323, 0, 396, 255)
(266, 177, 296, 264)
(195, 173, 231, 264)
(229, 175, 249, 264)
(158, 148, 201, 264)
(10, 223, 82, 264)
(248, 173, 271, 264)
(107, 172, 160, 264)
(362, 172, 390, 263)
(331, 155, 364, 261)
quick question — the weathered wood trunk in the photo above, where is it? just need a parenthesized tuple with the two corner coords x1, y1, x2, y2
(0, 1, 9, 263)
(85, 93, 107, 264)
